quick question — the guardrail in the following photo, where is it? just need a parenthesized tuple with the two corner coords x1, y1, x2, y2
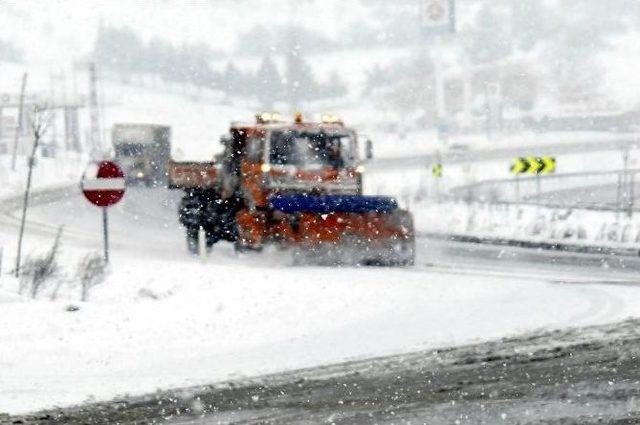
(449, 169, 640, 215)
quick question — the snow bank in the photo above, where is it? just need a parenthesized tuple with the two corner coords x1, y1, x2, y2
(415, 200, 640, 250)
(0, 154, 85, 200)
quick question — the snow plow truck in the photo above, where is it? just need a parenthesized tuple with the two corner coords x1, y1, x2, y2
(167, 113, 415, 266)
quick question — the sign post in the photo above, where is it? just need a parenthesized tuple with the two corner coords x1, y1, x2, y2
(81, 161, 125, 263)
(432, 163, 443, 178)
(510, 156, 556, 205)
(103, 207, 109, 263)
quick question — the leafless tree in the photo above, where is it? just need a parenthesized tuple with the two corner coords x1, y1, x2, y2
(15, 104, 52, 277)
(19, 226, 63, 299)
(76, 252, 106, 302)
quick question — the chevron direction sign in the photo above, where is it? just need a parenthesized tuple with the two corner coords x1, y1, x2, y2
(432, 163, 443, 178)
(511, 156, 556, 175)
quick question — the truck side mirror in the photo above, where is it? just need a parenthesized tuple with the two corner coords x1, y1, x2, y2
(365, 139, 373, 160)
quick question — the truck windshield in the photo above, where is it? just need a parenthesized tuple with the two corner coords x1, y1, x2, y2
(269, 131, 353, 169)
(115, 143, 144, 157)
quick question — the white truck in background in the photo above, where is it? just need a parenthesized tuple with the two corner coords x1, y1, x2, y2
(112, 123, 171, 187)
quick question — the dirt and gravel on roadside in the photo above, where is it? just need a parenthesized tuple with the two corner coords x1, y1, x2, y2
(4, 318, 640, 425)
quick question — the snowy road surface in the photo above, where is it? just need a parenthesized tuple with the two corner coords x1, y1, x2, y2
(2, 187, 640, 414)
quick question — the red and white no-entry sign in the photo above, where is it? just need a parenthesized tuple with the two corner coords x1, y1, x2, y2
(81, 161, 126, 263)
(81, 161, 126, 207)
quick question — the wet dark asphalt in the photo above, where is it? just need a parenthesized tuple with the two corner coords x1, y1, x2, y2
(5, 317, 640, 425)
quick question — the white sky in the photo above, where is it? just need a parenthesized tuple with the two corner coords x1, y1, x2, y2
(0, 0, 368, 64)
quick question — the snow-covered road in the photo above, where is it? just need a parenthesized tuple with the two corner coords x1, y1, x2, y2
(2, 187, 640, 414)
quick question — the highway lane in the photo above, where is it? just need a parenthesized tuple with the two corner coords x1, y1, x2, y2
(3, 186, 640, 279)
(4, 186, 640, 344)
(3, 186, 640, 342)
(0, 185, 187, 261)
(369, 134, 640, 171)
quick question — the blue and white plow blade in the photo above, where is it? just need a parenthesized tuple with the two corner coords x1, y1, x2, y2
(268, 194, 399, 214)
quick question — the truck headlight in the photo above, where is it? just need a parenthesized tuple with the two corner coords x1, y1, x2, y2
(355, 165, 365, 174)
(136, 171, 145, 179)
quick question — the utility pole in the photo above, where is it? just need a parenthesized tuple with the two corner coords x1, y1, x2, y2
(623, 149, 629, 211)
(432, 40, 447, 127)
(48, 71, 57, 155)
(622, 148, 634, 218)
(88, 62, 101, 158)
(419, 0, 456, 135)
(285, 1, 306, 113)
(11, 73, 27, 171)
(483, 81, 501, 140)
(629, 171, 636, 218)
(616, 171, 623, 223)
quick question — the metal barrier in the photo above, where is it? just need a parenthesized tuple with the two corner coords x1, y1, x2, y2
(449, 169, 640, 215)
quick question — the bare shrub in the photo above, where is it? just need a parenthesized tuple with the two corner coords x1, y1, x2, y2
(76, 253, 106, 301)
(19, 226, 63, 299)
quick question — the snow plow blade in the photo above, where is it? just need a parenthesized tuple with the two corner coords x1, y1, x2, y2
(269, 194, 398, 214)
(269, 195, 415, 266)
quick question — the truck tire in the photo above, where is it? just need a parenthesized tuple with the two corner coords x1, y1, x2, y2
(396, 210, 416, 266)
(399, 236, 416, 266)
(205, 228, 220, 248)
(186, 227, 200, 255)
(234, 239, 263, 254)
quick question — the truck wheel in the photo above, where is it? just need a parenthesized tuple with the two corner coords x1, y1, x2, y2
(400, 236, 416, 266)
(205, 229, 220, 249)
(186, 227, 200, 255)
(391, 210, 416, 266)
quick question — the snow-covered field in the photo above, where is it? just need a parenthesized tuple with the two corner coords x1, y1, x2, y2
(3, 241, 640, 414)
(0, 154, 85, 200)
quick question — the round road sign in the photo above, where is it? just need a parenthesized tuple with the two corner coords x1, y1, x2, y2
(81, 161, 126, 207)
